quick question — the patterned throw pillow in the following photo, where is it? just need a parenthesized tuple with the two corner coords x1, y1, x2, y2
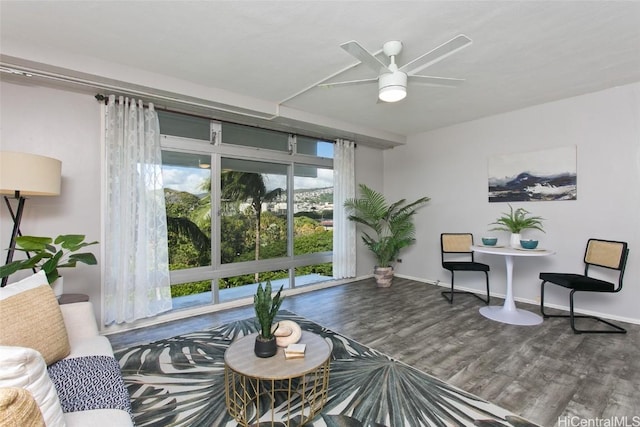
(0, 271, 71, 365)
(48, 356, 132, 415)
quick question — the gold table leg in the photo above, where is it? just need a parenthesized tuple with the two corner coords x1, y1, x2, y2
(225, 359, 330, 426)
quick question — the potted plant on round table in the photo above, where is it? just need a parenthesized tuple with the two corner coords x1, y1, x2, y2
(490, 204, 545, 247)
(0, 234, 98, 294)
(344, 184, 430, 288)
(253, 280, 284, 358)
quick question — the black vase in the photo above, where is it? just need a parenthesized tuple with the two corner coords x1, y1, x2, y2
(254, 336, 277, 358)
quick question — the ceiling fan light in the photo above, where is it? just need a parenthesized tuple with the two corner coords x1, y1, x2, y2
(379, 86, 407, 102)
(378, 72, 407, 102)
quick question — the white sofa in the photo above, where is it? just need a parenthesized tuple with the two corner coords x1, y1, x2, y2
(0, 272, 133, 426)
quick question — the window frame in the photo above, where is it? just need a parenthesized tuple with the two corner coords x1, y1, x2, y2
(160, 122, 334, 303)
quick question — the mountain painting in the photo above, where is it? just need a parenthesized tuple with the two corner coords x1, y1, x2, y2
(488, 146, 577, 202)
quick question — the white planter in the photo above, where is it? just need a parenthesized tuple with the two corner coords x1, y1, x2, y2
(51, 276, 63, 297)
(510, 233, 522, 248)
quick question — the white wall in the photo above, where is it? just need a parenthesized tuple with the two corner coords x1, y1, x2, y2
(0, 82, 103, 309)
(385, 82, 640, 324)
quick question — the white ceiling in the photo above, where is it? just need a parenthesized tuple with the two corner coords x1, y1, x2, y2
(1, 1, 640, 145)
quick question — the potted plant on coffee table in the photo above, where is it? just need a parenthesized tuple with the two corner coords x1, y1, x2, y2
(344, 184, 430, 288)
(490, 204, 545, 247)
(253, 280, 284, 358)
(0, 234, 98, 293)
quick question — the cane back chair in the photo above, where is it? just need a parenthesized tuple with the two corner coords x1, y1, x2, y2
(440, 233, 490, 304)
(539, 238, 629, 334)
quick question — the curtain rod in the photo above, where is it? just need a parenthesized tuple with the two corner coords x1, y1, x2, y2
(95, 93, 154, 109)
(95, 93, 352, 146)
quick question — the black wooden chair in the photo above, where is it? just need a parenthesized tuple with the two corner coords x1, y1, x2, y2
(540, 238, 629, 334)
(440, 233, 490, 304)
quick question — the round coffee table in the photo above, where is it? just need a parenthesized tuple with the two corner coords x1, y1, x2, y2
(224, 330, 331, 426)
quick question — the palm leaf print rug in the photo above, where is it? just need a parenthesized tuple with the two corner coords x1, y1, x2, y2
(114, 310, 538, 426)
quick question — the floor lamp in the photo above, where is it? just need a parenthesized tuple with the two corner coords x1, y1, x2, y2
(0, 151, 62, 287)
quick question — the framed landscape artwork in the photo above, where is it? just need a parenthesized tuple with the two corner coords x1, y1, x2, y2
(488, 146, 577, 203)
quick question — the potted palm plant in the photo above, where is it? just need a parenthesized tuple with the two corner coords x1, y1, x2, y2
(490, 204, 545, 247)
(344, 184, 430, 287)
(253, 280, 284, 358)
(0, 234, 98, 293)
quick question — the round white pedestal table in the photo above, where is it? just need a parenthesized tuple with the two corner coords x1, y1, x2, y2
(471, 245, 555, 326)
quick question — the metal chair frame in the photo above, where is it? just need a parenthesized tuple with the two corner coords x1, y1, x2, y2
(440, 233, 490, 304)
(540, 238, 629, 334)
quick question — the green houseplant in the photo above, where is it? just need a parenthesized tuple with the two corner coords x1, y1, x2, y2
(253, 280, 284, 358)
(0, 234, 98, 285)
(344, 184, 430, 287)
(490, 204, 545, 247)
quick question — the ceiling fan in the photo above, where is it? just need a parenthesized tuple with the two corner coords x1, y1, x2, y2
(319, 34, 472, 103)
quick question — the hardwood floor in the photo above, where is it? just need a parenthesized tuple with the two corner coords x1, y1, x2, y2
(108, 278, 640, 427)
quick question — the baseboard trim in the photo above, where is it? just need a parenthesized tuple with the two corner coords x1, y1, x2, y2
(395, 273, 640, 326)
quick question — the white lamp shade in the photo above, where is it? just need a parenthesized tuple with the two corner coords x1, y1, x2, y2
(0, 151, 62, 196)
(378, 71, 407, 103)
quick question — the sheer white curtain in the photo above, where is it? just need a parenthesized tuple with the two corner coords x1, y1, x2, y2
(333, 139, 356, 279)
(104, 95, 172, 325)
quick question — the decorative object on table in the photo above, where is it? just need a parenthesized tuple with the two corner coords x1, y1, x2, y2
(283, 342, 306, 359)
(481, 237, 498, 246)
(0, 151, 62, 287)
(489, 204, 544, 248)
(540, 238, 629, 334)
(440, 233, 491, 305)
(273, 319, 302, 347)
(344, 184, 430, 287)
(520, 239, 539, 249)
(253, 280, 284, 358)
(0, 235, 98, 294)
(488, 146, 577, 203)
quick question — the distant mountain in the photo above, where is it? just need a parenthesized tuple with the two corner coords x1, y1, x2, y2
(293, 187, 332, 194)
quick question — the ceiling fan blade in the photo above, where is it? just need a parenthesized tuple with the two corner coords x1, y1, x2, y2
(400, 34, 472, 76)
(408, 75, 465, 88)
(340, 41, 388, 74)
(318, 77, 379, 88)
